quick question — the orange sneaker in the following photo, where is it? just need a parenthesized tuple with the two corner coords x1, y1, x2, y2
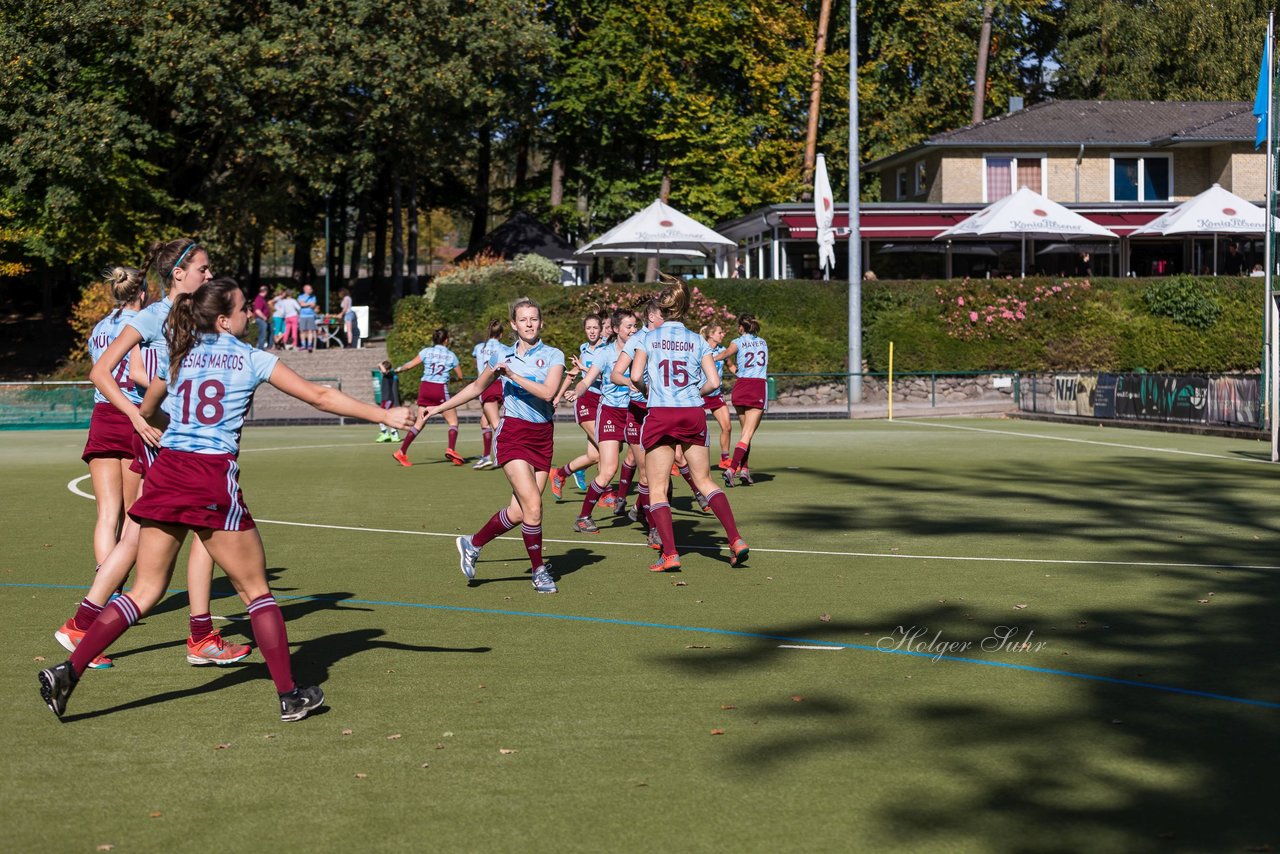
(445, 448, 465, 466)
(393, 450, 412, 467)
(671, 463, 680, 476)
(729, 538, 749, 567)
(186, 630, 252, 666)
(54, 620, 112, 669)
(649, 552, 682, 572)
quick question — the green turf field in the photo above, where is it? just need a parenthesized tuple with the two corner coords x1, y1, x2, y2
(2, 418, 1277, 853)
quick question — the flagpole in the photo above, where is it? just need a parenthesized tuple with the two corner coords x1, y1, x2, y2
(847, 1, 862, 408)
(1268, 12, 1278, 461)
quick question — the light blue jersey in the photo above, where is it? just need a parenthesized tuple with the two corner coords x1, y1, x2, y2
(491, 340, 564, 423)
(161, 333, 279, 454)
(704, 344, 726, 399)
(125, 296, 174, 382)
(641, 321, 711, 408)
(622, 327, 653, 403)
(473, 338, 502, 375)
(297, 292, 317, 317)
(89, 309, 142, 405)
(579, 341, 604, 391)
(594, 341, 631, 408)
(733, 333, 769, 379)
(416, 345, 459, 383)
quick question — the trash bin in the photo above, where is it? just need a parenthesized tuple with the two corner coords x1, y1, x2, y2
(766, 377, 777, 401)
(371, 370, 384, 405)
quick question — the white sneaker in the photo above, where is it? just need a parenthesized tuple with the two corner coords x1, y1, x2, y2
(472, 456, 489, 470)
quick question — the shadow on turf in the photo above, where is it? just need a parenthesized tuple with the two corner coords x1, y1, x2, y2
(468, 547, 606, 586)
(656, 599, 1280, 850)
(57, 627, 489, 723)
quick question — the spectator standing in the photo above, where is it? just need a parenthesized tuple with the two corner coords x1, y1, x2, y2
(278, 289, 301, 350)
(252, 284, 271, 350)
(297, 283, 318, 352)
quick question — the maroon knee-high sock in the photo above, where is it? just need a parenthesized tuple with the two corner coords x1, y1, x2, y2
(70, 594, 140, 677)
(521, 523, 543, 570)
(705, 489, 741, 542)
(189, 612, 213, 642)
(482, 428, 493, 457)
(741, 443, 752, 468)
(557, 463, 572, 478)
(648, 502, 677, 558)
(636, 484, 651, 528)
(399, 428, 420, 454)
(617, 462, 636, 501)
(447, 426, 458, 452)
(579, 478, 606, 518)
(730, 441, 748, 469)
(678, 464, 700, 498)
(72, 598, 103, 631)
(247, 594, 294, 694)
(473, 508, 515, 548)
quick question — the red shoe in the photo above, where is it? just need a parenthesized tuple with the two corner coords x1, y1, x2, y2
(671, 463, 680, 476)
(729, 538, 749, 567)
(445, 448, 465, 466)
(54, 620, 112, 669)
(550, 467, 565, 500)
(186, 630, 252, 666)
(393, 450, 412, 467)
(600, 489, 618, 508)
(719, 457, 732, 470)
(649, 553, 682, 572)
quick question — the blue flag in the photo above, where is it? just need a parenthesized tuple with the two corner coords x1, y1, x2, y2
(1255, 31, 1271, 150)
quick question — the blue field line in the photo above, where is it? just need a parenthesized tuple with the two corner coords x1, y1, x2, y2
(8, 581, 1279, 711)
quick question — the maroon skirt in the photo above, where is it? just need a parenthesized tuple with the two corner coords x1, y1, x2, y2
(416, 381, 450, 407)
(82, 403, 135, 462)
(575, 390, 601, 424)
(702, 393, 726, 412)
(625, 401, 648, 446)
(595, 404, 629, 443)
(640, 406, 708, 451)
(494, 417, 554, 471)
(128, 449, 254, 531)
(731, 377, 768, 410)
(129, 431, 159, 476)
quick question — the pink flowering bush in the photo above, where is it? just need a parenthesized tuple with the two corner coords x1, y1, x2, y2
(936, 278, 1092, 341)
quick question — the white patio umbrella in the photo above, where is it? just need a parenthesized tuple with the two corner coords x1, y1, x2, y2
(576, 200, 735, 274)
(934, 186, 1118, 276)
(814, 153, 836, 279)
(1127, 183, 1265, 275)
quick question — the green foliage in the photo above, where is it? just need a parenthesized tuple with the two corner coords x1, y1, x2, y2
(1141, 275, 1222, 329)
(385, 295, 444, 387)
(513, 253, 561, 285)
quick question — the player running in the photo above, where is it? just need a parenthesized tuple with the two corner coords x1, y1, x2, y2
(393, 328, 465, 466)
(39, 278, 414, 722)
(471, 320, 505, 469)
(714, 313, 769, 486)
(550, 312, 605, 502)
(700, 323, 734, 471)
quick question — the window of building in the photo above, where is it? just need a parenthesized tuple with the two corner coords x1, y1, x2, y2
(896, 168, 908, 200)
(984, 155, 1044, 201)
(1111, 155, 1171, 201)
(914, 161, 928, 195)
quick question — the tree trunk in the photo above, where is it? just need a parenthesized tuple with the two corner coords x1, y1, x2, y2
(550, 153, 565, 209)
(291, 233, 316, 284)
(514, 126, 529, 201)
(391, 174, 405, 302)
(407, 180, 420, 294)
(348, 193, 366, 285)
(972, 1, 994, 123)
(371, 184, 389, 312)
(333, 178, 348, 290)
(644, 170, 672, 282)
(469, 122, 492, 251)
(801, 0, 834, 193)
(251, 232, 262, 290)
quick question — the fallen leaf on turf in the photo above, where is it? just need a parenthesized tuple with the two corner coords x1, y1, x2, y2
(386, 669, 396, 673)
(33, 656, 44, 662)
(499, 748, 517, 755)
(149, 811, 162, 818)
(672, 580, 687, 587)
(341, 728, 353, 736)
(387, 734, 402, 740)
(263, 734, 276, 739)
(214, 743, 231, 750)
(709, 729, 725, 736)
(790, 695, 804, 703)
(442, 731, 453, 737)
(1197, 599, 1210, 605)
(478, 684, 485, 689)
(96, 845, 114, 852)
(720, 704, 736, 710)
(435, 743, 445, 750)
(355, 773, 368, 780)
(1013, 604, 1028, 610)
(685, 644, 709, 649)
(819, 614, 831, 622)
(421, 762, 430, 768)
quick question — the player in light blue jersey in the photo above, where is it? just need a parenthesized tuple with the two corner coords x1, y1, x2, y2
(550, 312, 605, 501)
(699, 323, 734, 470)
(629, 275, 747, 571)
(470, 319, 506, 469)
(39, 279, 415, 723)
(393, 328, 466, 466)
(425, 297, 565, 593)
(714, 313, 769, 486)
(563, 308, 638, 532)
(75, 238, 254, 668)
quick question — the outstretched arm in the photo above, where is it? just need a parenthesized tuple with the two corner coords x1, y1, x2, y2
(270, 362, 415, 427)
(425, 366, 498, 418)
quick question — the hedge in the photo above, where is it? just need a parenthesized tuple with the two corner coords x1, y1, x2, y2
(386, 276, 1268, 381)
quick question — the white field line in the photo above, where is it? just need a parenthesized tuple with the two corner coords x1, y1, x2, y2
(894, 419, 1273, 466)
(778, 644, 843, 651)
(63, 478, 1280, 572)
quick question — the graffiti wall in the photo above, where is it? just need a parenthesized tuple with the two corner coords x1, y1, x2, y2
(1019, 372, 1261, 429)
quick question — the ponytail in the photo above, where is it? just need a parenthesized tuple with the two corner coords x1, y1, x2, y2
(432, 327, 449, 346)
(103, 266, 145, 319)
(486, 319, 503, 340)
(655, 272, 689, 320)
(141, 237, 200, 288)
(165, 278, 241, 380)
(737, 313, 761, 336)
